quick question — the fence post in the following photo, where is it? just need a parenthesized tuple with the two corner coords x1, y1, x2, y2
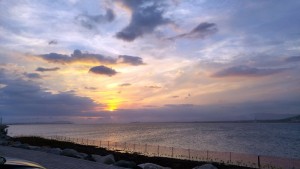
(157, 145, 159, 156)
(188, 149, 190, 160)
(145, 144, 147, 154)
(229, 152, 231, 163)
(171, 147, 174, 158)
(258, 155, 261, 169)
(124, 142, 127, 151)
(206, 150, 209, 161)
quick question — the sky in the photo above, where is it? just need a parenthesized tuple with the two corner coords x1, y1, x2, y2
(0, 0, 300, 123)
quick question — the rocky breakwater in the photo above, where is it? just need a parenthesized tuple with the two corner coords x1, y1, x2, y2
(0, 124, 11, 145)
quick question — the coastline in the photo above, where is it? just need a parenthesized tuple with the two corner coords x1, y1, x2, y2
(12, 136, 254, 169)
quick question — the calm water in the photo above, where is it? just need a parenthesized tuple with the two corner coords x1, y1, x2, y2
(8, 123, 300, 159)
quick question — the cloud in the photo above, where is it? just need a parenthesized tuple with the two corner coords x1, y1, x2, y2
(116, 0, 171, 41)
(212, 65, 288, 78)
(76, 8, 115, 30)
(118, 55, 145, 65)
(24, 73, 42, 79)
(36, 67, 60, 72)
(89, 65, 117, 76)
(38, 50, 145, 66)
(38, 49, 116, 64)
(119, 83, 131, 87)
(285, 56, 300, 62)
(145, 85, 162, 89)
(0, 71, 101, 117)
(48, 40, 58, 45)
(168, 22, 218, 40)
(85, 86, 97, 90)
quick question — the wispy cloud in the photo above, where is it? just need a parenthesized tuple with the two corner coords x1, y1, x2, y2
(212, 65, 289, 78)
(75, 8, 115, 30)
(118, 55, 145, 65)
(168, 22, 218, 40)
(285, 56, 300, 62)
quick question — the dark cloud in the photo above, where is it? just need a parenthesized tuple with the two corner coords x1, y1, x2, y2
(145, 85, 161, 89)
(48, 40, 58, 45)
(38, 50, 145, 66)
(38, 49, 115, 64)
(109, 98, 300, 122)
(85, 87, 97, 90)
(118, 55, 145, 65)
(24, 73, 42, 79)
(76, 8, 115, 30)
(168, 22, 218, 40)
(212, 65, 288, 78)
(164, 104, 194, 108)
(0, 72, 100, 117)
(116, 0, 171, 42)
(285, 56, 300, 62)
(36, 67, 60, 72)
(119, 83, 131, 87)
(89, 65, 117, 76)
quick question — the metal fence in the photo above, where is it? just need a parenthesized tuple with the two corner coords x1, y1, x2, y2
(24, 135, 300, 169)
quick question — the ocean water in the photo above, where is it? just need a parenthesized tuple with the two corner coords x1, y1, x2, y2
(8, 123, 300, 159)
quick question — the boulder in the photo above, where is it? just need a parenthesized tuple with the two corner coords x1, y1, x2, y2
(47, 148, 62, 155)
(18, 143, 30, 149)
(77, 153, 88, 159)
(138, 163, 171, 169)
(28, 145, 41, 151)
(114, 160, 138, 168)
(39, 146, 51, 152)
(11, 141, 22, 147)
(0, 140, 9, 146)
(192, 164, 218, 169)
(91, 154, 102, 162)
(91, 154, 115, 165)
(61, 148, 81, 158)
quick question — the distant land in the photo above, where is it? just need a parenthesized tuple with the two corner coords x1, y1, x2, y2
(6, 121, 73, 125)
(190, 114, 300, 123)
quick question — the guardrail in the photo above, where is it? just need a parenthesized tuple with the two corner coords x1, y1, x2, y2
(20, 135, 300, 169)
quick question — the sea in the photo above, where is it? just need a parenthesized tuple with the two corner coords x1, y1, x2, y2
(7, 123, 300, 159)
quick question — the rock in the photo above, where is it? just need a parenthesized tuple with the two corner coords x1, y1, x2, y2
(11, 141, 22, 147)
(84, 154, 94, 161)
(28, 145, 40, 151)
(91, 154, 115, 165)
(77, 153, 88, 159)
(18, 143, 30, 149)
(39, 146, 51, 152)
(138, 163, 171, 169)
(114, 160, 137, 168)
(61, 148, 80, 158)
(47, 148, 62, 155)
(192, 164, 218, 169)
(0, 140, 9, 146)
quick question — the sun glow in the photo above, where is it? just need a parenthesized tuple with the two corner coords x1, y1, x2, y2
(106, 98, 122, 111)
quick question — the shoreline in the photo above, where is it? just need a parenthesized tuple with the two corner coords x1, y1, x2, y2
(12, 136, 254, 169)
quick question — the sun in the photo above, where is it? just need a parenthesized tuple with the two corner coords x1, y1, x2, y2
(106, 98, 121, 112)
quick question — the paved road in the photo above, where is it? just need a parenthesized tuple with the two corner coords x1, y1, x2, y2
(0, 145, 122, 169)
